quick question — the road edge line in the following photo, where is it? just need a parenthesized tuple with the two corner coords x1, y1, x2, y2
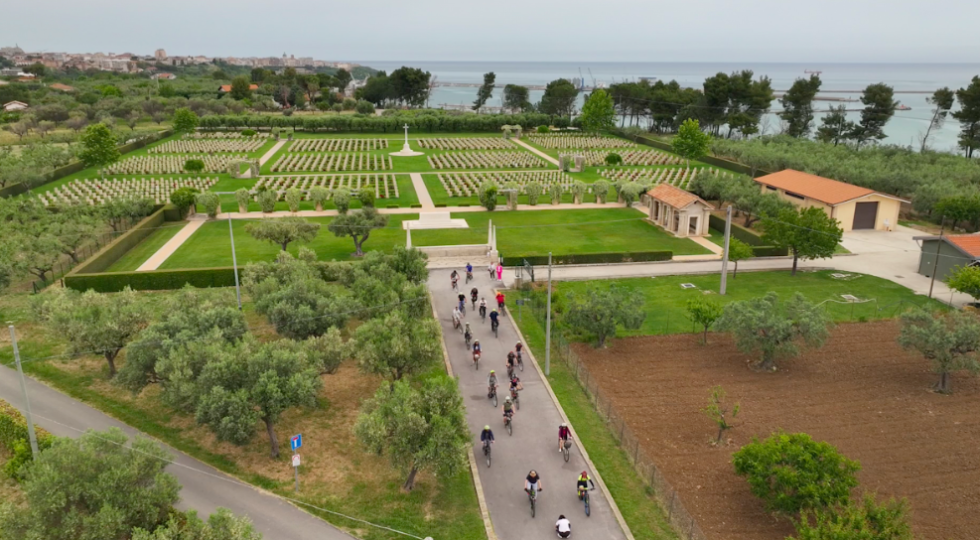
(428, 290, 498, 540)
(500, 290, 637, 540)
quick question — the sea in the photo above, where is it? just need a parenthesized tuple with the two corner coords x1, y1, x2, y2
(360, 61, 980, 153)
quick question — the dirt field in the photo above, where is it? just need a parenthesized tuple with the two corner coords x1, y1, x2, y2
(575, 321, 980, 540)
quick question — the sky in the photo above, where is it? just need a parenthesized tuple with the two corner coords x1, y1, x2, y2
(5, 0, 980, 63)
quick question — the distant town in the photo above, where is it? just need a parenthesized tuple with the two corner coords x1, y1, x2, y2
(0, 45, 360, 76)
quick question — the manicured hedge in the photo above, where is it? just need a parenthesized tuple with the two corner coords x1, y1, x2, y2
(504, 251, 672, 266)
(706, 214, 788, 256)
(70, 207, 168, 275)
(65, 267, 239, 292)
(198, 112, 556, 133)
(751, 245, 789, 257)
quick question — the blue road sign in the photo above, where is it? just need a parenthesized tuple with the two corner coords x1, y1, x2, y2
(291, 434, 302, 451)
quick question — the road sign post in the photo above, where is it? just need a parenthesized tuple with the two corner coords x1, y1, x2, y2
(292, 453, 301, 492)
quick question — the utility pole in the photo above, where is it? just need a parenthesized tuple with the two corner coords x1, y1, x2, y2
(928, 217, 946, 300)
(545, 252, 553, 376)
(229, 217, 242, 310)
(8, 324, 40, 461)
(720, 205, 732, 295)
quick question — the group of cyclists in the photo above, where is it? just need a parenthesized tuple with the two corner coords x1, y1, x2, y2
(454, 264, 593, 536)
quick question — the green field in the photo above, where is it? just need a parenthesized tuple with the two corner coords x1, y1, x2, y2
(106, 221, 186, 272)
(160, 209, 709, 268)
(551, 270, 946, 337)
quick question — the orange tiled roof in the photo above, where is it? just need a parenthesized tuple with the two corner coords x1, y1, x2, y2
(946, 234, 980, 258)
(754, 169, 876, 206)
(49, 83, 75, 91)
(219, 84, 259, 92)
(647, 183, 712, 210)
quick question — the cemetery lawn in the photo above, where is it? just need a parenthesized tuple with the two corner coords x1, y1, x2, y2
(105, 221, 186, 272)
(410, 208, 712, 258)
(0, 290, 486, 540)
(551, 270, 947, 337)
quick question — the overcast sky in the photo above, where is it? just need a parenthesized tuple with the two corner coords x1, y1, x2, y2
(6, 0, 980, 63)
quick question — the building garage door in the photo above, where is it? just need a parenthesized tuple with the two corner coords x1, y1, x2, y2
(852, 202, 878, 230)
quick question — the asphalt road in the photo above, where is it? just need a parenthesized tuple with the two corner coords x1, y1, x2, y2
(0, 362, 357, 540)
(430, 268, 628, 540)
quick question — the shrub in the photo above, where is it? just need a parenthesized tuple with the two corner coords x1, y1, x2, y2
(283, 109, 294, 117)
(271, 127, 281, 139)
(525, 181, 543, 206)
(235, 188, 251, 212)
(537, 125, 550, 133)
(309, 186, 329, 211)
(342, 97, 357, 111)
(195, 192, 221, 218)
(331, 104, 343, 112)
(333, 188, 351, 214)
(605, 152, 623, 166)
(285, 188, 302, 212)
(257, 190, 277, 213)
(183, 158, 205, 173)
(593, 180, 610, 204)
(571, 180, 587, 204)
(790, 493, 915, 540)
(1, 398, 54, 480)
(169, 187, 199, 218)
(355, 100, 375, 115)
(548, 183, 563, 204)
(241, 129, 257, 136)
(358, 187, 376, 208)
(733, 432, 860, 515)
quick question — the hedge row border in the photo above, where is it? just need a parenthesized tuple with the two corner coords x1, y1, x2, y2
(503, 251, 673, 266)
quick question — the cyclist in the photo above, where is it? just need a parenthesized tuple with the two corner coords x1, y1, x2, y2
(495, 291, 506, 315)
(558, 422, 571, 453)
(452, 305, 462, 330)
(479, 297, 488, 319)
(506, 351, 517, 377)
(458, 292, 466, 314)
(502, 396, 515, 422)
(473, 339, 482, 357)
(577, 471, 596, 500)
(515, 341, 524, 363)
(480, 425, 494, 447)
(466, 262, 474, 282)
(450, 269, 459, 290)
(556, 515, 571, 539)
(487, 369, 497, 397)
(509, 375, 522, 400)
(489, 307, 500, 333)
(464, 322, 472, 348)
(525, 470, 543, 499)
(470, 287, 479, 309)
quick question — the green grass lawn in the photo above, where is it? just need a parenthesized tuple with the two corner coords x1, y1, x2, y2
(160, 208, 708, 268)
(412, 209, 710, 258)
(105, 221, 186, 272)
(553, 270, 946, 337)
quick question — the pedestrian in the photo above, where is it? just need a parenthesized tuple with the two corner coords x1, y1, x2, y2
(488, 262, 495, 279)
(496, 263, 503, 281)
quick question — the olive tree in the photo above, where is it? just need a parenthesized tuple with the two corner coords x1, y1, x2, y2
(592, 180, 610, 204)
(36, 287, 149, 377)
(245, 216, 320, 251)
(327, 207, 389, 257)
(309, 186, 330, 211)
(195, 191, 220, 218)
(355, 377, 469, 491)
(132, 509, 261, 540)
(525, 181, 543, 206)
(564, 284, 646, 347)
(714, 292, 831, 371)
(285, 188, 302, 212)
(0, 428, 179, 540)
(235, 188, 251, 213)
(898, 308, 980, 394)
(355, 309, 441, 381)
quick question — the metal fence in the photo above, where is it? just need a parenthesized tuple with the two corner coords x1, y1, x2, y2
(519, 287, 710, 540)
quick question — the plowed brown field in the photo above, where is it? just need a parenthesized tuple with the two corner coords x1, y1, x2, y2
(575, 321, 980, 540)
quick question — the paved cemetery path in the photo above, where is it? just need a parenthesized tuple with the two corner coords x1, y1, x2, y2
(511, 139, 560, 167)
(0, 362, 357, 540)
(137, 216, 207, 271)
(259, 140, 287, 166)
(429, 269, 631, 540)
(410, 172, 436, 210)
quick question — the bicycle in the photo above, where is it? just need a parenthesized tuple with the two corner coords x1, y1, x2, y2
(498, 301, 506, 317)
(466, 271, 473, 284)
(483, 440, 491, 468)
(488, 385, 497, 407)
(473, 351, 480, 370)
(504, 413, 513, 435)
(491, 319, 499, 338)
(561, 438, 572, 463)
(479, 306, 487, 323)
(506, 364, 515, 380)
(517, 351, 524, 372)
(526, 487, 536, 518)
(511, 388, 520, 410)
(580, 487, 594, 517)
(465, 332, 472, 350)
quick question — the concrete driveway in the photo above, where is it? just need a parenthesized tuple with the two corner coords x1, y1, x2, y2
(429, 268, 628, 540)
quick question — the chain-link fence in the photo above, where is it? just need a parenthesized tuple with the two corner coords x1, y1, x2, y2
(517, 283, 710, 540)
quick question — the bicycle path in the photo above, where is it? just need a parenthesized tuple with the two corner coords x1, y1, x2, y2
(429, 269, 629, 540)
(0, 362, 357, 540)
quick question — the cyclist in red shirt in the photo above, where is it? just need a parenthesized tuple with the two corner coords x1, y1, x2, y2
(558, 422, 571, 452)
(495, 291, 505, 314)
